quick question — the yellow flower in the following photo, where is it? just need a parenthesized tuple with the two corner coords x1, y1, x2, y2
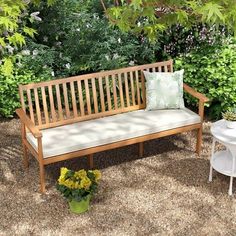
(60, 167, 69, 178)
(63, 179, 75, 189)
(92, 170, 101, 182)
(58, 167, 69, 184)
(80, 177, 91, 190)
(74, 169, 87, 179)
(74, 182, 81, 189)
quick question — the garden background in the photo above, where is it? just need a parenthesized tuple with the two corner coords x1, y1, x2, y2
(1, 0, 236, 119)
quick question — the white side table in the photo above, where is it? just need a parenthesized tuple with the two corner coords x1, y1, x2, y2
(209, 119, 236, 195)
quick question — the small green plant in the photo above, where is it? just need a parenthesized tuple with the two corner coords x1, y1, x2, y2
(56, 168, 101, 202)
(222, 109, 236, 121)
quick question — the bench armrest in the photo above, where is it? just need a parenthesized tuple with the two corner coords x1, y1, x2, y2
(16, 108, 42, 138)
(183, 83, 210, 121)
(183, 83, 209, 103)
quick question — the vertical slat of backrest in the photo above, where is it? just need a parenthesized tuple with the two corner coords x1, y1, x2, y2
(77, 80, 85, 116)
(70, 81, 78, 118)
(124, 72, 130, 107)
(63, 83, 70, 119)
(105, 76, 112, 111)
(48, 85, 56, 122)
(135, 70, 141, 106)
(157, 66, 161, 72)
(129, 71, 135, 105)
(152, 67, 156, 72)
(84, 79, 91, 115)
(164, 65, 168, 72)
(41, 87, 49, 124)
(112, 74, 118, 109)
(34, 88, 42, 125)
(169, 63, 173, 72)
(141, 71, 146, 106)
(26, 89, 35, 124)
(118, 73, 124, 108)
(98, 77, 105, 112)
(91, 78, 98, 113)
(19, 86, 26, 112)
(55, 84, 64, 121)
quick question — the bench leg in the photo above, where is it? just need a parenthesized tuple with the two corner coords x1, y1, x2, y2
(38, 137, 45, 193)
(21, 123, 29, 169)
(22, 142, 29, 169)
(139, 142, 144, 157)
(39, 163, 46, 193)
(88, 154, 94, 169)
(196, 127, 202, 156)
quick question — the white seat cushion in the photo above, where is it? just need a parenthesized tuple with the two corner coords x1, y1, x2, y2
(27, 108, 201, 158)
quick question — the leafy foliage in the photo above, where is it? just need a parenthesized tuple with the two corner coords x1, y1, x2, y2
(0, 62, 51, 117)
(32, 0, 160, 76)
(0, 0, 55, 75)
(175, 38, 236, 119)
(106, 0, 236, 41)
(158, 24, 228, 58)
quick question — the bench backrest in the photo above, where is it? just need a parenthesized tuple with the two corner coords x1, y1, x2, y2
(19, 60, 173, 129)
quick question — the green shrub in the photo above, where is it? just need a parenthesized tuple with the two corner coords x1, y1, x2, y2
(0, 68, 51, 117)
(175, 37, 236, 119)
(33, 0, 160, 76)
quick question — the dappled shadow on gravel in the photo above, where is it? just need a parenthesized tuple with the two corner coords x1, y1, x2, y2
(1, 119, 236, 235)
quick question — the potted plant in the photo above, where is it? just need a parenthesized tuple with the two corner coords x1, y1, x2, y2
(222, 108, 236, 129)
(57, 167, 101, 214)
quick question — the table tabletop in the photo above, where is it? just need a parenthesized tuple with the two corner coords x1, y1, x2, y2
(211, 119, 236, 146)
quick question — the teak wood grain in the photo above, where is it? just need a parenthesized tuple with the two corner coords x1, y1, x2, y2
(16, 59, 209, 193)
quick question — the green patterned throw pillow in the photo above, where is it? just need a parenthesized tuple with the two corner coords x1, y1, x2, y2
(143, 70, 185, 110)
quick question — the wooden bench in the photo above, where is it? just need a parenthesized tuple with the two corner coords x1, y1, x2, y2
(16, 60, 209, 192)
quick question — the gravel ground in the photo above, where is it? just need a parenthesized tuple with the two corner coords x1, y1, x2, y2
(1, 118, 236, 236)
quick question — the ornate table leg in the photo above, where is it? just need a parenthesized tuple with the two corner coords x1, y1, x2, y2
(209, 138, 216, 182)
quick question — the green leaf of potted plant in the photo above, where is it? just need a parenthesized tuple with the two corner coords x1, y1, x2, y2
(222, 108, 236, 129)
(57, 167, 101, 214)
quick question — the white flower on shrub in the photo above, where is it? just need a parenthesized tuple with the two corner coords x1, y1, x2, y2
(43, 36, 48, 42)
(30, 12, 42, 22)
(6, 45, 14, 54)
(129, 61, 135, 66)
(118, 38, 121, 43)
(113, 53, 119, 59)
(33, 49, 39, 56)
(137, 22, 141, 27)
(21, 49, 30, 55)
(105, 55, 110, 61)
(51, 71, 55, 77)
(76, 28, 81, 32)
(65, 63, 71, 69)
(43, 65, 47, 68)
(17, 62, 22, 67)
